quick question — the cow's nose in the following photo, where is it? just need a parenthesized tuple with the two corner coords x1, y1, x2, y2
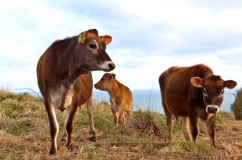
(207, 106, 218, 113)
(108, 63, 115, 70)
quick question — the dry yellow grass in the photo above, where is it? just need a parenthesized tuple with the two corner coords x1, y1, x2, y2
(0, 89, 242, 160)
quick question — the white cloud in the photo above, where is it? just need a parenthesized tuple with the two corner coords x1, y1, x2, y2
(0, 0, 242, 93)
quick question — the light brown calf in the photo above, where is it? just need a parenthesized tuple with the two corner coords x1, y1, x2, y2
(94, 73, 133, 126)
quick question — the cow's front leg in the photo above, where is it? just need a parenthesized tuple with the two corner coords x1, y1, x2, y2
(189, 113, 199, 142)
(44, 99, 59, 155)
(188, 104, 199, 142)
(65, 102, 78, 149)
(206, 114, 216, 147)
(111, 106, 118, 127)
(190, 122, 199, 142)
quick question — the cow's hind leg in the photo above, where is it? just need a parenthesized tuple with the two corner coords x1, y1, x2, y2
(118, 107, 125, 125)
(86, 98, 96, 142)
(65, 101, 78, 150)
(44, 99, 59, 155)
(162, 101, 173, 140)
(181, 117, 192, 141)
(61, 130, 67, 141)
(125, 106, 133, 125)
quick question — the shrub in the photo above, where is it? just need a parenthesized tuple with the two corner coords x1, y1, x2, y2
(230, 88, 242, 120)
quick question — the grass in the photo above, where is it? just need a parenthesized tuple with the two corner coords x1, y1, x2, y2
(0, 89, 242, 159)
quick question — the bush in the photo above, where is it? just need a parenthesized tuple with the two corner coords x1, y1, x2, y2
(230, 88, 242, 120)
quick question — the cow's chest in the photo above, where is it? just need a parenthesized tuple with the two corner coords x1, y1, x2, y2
(196, 107, 215, 121)
(49, 84, 74, 111)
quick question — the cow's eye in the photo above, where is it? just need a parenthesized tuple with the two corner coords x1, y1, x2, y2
(89, 43, 97, 49)
(101, 78, 105, 81)
(203, 89, 208, 96)
(220, 90, 224, 96)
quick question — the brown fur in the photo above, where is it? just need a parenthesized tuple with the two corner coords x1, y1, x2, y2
(94, 73, 133, 126)
(37, 29, 115, 155)
(159, 64, 237, 147)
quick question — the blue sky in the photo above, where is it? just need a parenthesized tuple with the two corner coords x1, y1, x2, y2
(0, 0, 242, 93)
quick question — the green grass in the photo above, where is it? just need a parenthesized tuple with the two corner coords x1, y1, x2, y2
(0, 88, 241, 159)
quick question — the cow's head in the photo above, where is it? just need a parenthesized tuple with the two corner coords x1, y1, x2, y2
(191, 75, 237, 114)
(94, 73, 116, 91)
(75, 29, 115, 72)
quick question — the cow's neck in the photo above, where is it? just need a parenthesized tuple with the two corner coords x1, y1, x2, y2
(107, 80, 120, 98)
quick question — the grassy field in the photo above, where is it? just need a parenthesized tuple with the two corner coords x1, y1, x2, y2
(0, 89, 242, 160)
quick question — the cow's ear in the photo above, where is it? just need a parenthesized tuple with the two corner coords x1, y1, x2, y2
(109, 73, 116, 79)
(224, 80, 237, 89)
(111, 73, 116, 79)
(100, 35, 112, 45)
(191, 77, 203, 88)
(78, 31, 88, 44)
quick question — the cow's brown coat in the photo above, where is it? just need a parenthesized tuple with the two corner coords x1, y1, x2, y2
(94, 73, 133, 126)
(158, 64, 237, 147)
(37, 29, 115, 155)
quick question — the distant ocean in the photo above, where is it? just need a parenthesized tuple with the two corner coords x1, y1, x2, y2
(26, 89, 236, 115)
(92, 89, 236, 114)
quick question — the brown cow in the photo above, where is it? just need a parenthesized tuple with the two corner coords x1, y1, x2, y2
(94, 73, 133, 126)
(37, 29, 115, 155)
(158, 64, 237, 147)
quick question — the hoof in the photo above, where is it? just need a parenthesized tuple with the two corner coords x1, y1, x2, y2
(61, 137, 66, 141)
(49, 148, 57, 155)
(89, 136, 96, 142)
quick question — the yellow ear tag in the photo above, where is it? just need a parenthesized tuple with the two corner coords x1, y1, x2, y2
(78, 36, 86, 44)
(197, 84, 203, 88)
(78, 36, 82, 43)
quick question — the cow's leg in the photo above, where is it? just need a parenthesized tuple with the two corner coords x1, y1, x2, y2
(111, 106, 118, 126)
(65, 101, 78, 149)
(86, 98, 96, 142)
(189, 113, 199, 142)
(118, 107, 125, 125)
(61, 130, 67, 141)
(125, 106, 133, 124)
(44, 99, 59, 155)
(126, 106, 133, 116)
(206, 114, 216, 147)
(181, 117, 192, 141)
(162, 102, 173, 140)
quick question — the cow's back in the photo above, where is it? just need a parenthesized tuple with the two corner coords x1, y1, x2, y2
(159, 64, 213, 117)
(124, 85, 133, 108)
(116, 81, 133, 111)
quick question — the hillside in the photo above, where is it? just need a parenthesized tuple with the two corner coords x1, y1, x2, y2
(0, 89, 242, 160)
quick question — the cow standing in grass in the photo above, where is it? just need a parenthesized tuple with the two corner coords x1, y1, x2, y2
(158, 64, 237, 147)
(37, 29, 115, 155)
(94, 73, 133, 126)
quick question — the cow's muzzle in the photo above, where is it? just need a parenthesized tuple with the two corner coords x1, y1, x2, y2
(206, 105, 219, 114)
(100, 61, 115, 72)
(108, 62, 115, 71)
